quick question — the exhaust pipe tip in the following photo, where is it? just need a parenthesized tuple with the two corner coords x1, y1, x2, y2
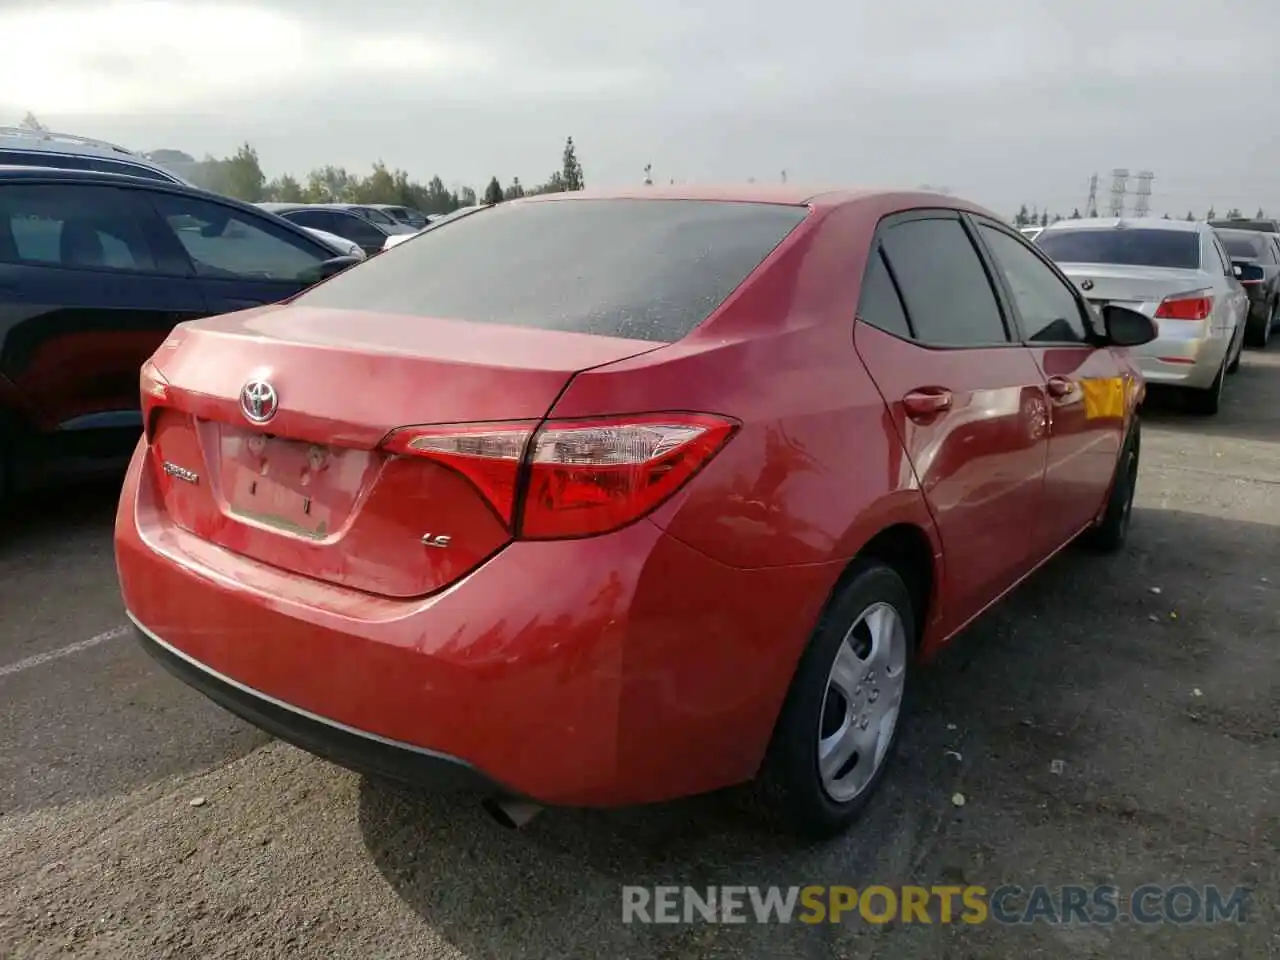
(482, 795, 543, 830)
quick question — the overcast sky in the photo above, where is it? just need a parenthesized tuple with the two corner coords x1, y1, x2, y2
(4, 0, 1278, 217)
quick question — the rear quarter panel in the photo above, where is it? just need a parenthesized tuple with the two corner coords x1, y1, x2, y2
(548, 201, 940, 573)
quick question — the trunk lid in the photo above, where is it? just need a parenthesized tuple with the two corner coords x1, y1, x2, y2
(145, 304, 662, 598)
(1055, 263, 1211, 314)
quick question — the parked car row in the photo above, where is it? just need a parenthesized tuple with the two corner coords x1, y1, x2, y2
(1031, 216, 1275, 414)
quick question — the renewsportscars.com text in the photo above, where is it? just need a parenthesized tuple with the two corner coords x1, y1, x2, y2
(621, 884, 1250, 926)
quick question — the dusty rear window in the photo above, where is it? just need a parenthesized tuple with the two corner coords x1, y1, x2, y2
(291, 198, 809, 342)
(1037, 228, 1201, 270)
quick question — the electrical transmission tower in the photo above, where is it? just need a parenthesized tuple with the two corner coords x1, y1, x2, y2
(1108, 168, 1130, 217)
(1133, 171, 1155, 217)
(1086, 173, 1099, 217)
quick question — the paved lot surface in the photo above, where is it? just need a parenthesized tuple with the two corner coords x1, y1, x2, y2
(1, 351, 1277, 959)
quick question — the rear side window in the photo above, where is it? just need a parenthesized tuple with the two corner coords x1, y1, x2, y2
(1037, 228, 1201, 269)
(148, 192, 329, 282)
(856, 247, 912, 339)
(878, 217, 1008, 346)
(0, 183, 156, 271)
(293, 199, 809, 342)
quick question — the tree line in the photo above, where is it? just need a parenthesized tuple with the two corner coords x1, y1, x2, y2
(1013, 203, 1267, 227)
(146, 136, 587, 214)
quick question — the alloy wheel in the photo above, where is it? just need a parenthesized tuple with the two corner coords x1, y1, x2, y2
(817, 601, 908, 803)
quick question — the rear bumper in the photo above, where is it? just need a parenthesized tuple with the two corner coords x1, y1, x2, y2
(130, 617, 497, 794)
(116, 439, 842, 807)
(1133, 332, 1230, 389)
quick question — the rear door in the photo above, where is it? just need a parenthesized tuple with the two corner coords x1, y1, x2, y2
(852, 210, 1051, 628)
(287, 210, 387, 255)
(0, 180, 206, 438)
(141, 192, 336, 312)
(968, 215, 1127, 555)
(1210, 232, 1250, 359)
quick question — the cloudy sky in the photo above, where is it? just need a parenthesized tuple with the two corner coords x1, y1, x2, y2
(4, 0, 1278, 217)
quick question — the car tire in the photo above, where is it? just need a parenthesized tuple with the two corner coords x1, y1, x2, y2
(1184, 357, 1225, 415)
(749, 559, 916, 839)
(1245, 301, 1275, 349)
(1083, 419, 1140, 553)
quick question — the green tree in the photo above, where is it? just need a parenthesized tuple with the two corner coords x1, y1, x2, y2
(504, 177, 525, 200)
(1186, 211, 1194, 221)
(1207, 206, 1217, 220)
(266, 173, 306, 203)
(1040, 211, 1049, 227)
(561, 136, 584, 190)
(1257, 208, 1266, 219)
(483, 176, 504, 205)
(1225, 207, 1243, 219)
(19, 111, 46, 131)
(205, 142, 267, 202)
(1162, 213, 1170, 219)
(458, 185, 477, 207)
(1069, 208, 1081, 219)
(1014, 204, 1030, 227)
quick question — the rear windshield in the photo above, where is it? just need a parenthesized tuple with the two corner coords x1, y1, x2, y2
(1218, 233, 1264, 259)
(1036, 228, 1200, 269)
(292, 199, 809, 342)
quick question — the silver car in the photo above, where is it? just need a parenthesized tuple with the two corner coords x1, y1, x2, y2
(1036, 218, 1248, 414)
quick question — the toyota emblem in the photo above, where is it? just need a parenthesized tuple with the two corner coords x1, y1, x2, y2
(240, 379, 278, 424)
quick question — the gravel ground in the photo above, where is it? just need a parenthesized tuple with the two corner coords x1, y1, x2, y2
(1, 350, 1277, 959)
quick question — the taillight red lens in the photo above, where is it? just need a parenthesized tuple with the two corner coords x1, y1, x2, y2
(381, 422, 534, 524)
(1154, 293, 1213, 321)
(381, 413, 738, 538)
(520, 413, 738, 539)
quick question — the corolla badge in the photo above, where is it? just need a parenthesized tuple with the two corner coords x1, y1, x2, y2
(240, 379, 278, 424)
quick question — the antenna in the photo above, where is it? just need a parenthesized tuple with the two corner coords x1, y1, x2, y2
(1133, 171, 1155, 217)
(1086, 173, 1099, 218)
(1109, 168, 1130, 217)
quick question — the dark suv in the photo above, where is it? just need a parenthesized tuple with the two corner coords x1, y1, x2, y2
(0, 166, 358, 501)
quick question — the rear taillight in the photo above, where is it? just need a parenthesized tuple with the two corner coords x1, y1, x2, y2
(381, 422, 534, 525)
(381, 412, 738, 538)
(1154, 291, 1213, 321)
(140, 358, 168, 401)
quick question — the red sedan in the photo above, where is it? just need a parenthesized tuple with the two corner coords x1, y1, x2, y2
(115, 187, 1156, 837)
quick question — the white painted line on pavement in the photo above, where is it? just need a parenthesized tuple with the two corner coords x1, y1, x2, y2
(0, 625, 129, 679)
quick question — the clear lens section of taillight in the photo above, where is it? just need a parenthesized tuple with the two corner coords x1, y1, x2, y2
(140, 359, 168, 401)
(521, 414, 737, 539)
(381, 413, 738, 539)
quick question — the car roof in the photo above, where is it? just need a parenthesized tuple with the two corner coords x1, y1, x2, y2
(511, 184, 996, 217)
(1041, 216, 1203, 234)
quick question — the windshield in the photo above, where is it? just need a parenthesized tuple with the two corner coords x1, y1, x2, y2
(292, 198, 809, 342)
(1036, 228, 1201, 269)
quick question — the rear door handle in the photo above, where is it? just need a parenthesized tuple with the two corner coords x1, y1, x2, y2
(902, 387, 953, 419)
(1046, 376, 1075, 398)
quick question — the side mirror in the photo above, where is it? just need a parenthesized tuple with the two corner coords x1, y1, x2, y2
(1232, 260, 1264, 284)
(1101, 304, 1157, 347)
(300, 255, 361, 285)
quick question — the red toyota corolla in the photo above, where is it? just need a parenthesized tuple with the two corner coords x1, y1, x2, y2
(115, 187, 1156, 837)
